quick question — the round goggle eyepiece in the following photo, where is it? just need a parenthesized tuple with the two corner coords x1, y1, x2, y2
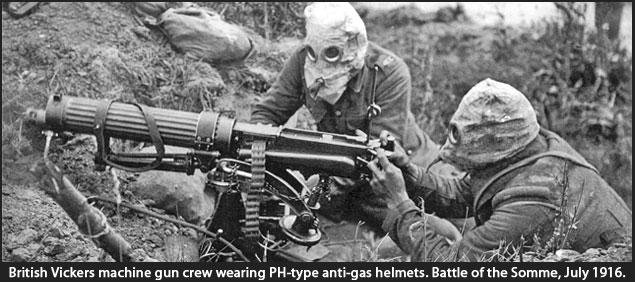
(323, 46, 342, 63)
(448, 123, 460, 145)
(306, 46, 317, 62)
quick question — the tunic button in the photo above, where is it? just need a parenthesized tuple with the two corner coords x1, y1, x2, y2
(335, 110, 342, 117)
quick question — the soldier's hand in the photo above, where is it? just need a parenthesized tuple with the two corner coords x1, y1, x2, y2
(367, 148, 409, 210)
(379, 130, 409, 168)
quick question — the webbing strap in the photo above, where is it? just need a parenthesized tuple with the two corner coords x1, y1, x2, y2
(365, 65, 381, 143)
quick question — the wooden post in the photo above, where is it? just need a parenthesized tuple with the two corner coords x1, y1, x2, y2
(30, 158, 134, 262)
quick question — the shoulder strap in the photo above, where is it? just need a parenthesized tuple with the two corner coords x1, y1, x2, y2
(364, 65, 381, 143)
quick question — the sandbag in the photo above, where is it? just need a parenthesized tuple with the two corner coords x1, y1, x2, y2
(159, 7, 256, 64)
(133, 2, 194, 20)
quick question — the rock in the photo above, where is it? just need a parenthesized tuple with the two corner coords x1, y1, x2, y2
(555, 249, 581, 261)
(181, 227, 198, 239)
(103, 254, 116, 262)
(130, 248, 160, 262)
(48, 226, 70, 238)
(16, 228, 39, 245)
(140, 199, 156, 206)
(86, 249, 103, 262)
(44, 243, 65, 256)
(127, 146, 217, 224)
(147, 234, 164, 246)
(521, 253, 538, 262)
(11, 248, 32, 262)
(26, 243, 41, 253)
(131, 26, 152, 41)
(165, 223, 178, 234)
(4, 236, 19, 251)
(584, 248, 601, 256)
(42, 237, 59, 246)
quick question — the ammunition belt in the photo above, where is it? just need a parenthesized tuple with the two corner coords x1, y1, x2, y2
(243, 139, 266, 240)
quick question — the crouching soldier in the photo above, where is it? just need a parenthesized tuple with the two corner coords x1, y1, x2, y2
(368, 78, 632, 261)
(250, 2, 462, 261)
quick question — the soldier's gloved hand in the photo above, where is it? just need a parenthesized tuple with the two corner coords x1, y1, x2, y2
(367, 148, 409, 210)
(379, 130, 409, 169)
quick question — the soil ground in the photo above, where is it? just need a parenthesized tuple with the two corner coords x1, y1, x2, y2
(2, 2, 631, 262)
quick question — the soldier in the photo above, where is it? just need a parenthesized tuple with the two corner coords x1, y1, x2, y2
(250, 2, 461, 261)
(368, 78, 632, 261)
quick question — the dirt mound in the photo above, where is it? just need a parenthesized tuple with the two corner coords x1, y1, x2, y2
(1, 2, 289, 262)
(2, 2, 630, 263)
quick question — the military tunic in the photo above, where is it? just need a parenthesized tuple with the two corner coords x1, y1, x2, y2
(384, 129, 632, 261)
(250, 41, 439, 168)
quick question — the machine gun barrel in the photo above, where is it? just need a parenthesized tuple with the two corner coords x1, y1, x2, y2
(27, 95, 202, 148)
(26, 94, 378, 178)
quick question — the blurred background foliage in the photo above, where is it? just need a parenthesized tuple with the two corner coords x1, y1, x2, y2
(359, 2, 632, 207)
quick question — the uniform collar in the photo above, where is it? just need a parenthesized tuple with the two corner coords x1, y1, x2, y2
(348, 47, 388, 94)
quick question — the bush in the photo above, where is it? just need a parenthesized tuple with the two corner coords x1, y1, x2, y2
(199, 2, 308, 40)
(366, 3, 632, 208)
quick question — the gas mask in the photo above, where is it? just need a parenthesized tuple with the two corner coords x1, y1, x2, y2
(303, 3, 368, 105)
(438, 79, 540, 172)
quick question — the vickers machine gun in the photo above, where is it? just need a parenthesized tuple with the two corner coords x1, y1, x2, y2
(26, 93, 395, 262)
